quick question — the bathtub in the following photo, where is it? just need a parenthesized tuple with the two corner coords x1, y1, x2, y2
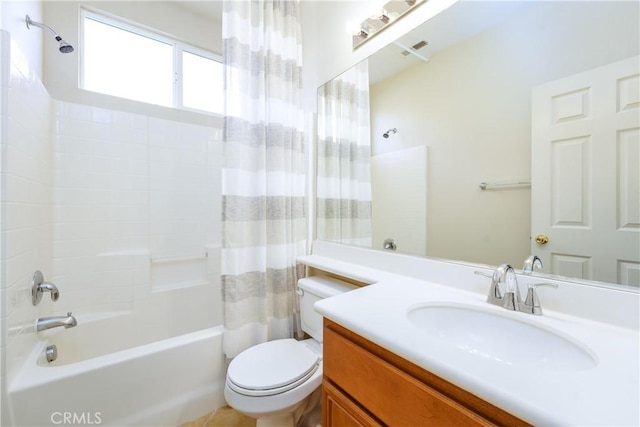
(6, 313, 226, 427)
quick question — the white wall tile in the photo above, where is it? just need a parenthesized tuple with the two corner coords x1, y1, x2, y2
(2, 49, 53, 387)
(2, 23, 222, 401)
(52, 103, 222, 322)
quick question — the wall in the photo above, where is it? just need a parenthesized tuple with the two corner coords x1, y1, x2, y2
(0, 28, 4, 427)
(368, 1, 639, 266)
(0, 3, 51, 424)
(51, 102, 222, 340)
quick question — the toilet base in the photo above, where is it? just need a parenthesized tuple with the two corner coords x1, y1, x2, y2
(248, 388, 321, 427)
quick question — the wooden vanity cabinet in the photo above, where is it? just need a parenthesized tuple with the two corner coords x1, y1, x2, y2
(322, 319, 530, 427)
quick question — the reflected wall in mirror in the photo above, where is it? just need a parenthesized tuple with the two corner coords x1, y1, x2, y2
(316, 1, 640, 287)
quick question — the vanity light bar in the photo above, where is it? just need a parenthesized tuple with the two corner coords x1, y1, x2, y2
(353, 0, 427, 50)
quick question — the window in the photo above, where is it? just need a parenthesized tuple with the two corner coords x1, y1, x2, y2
(81, 10, 223, 115)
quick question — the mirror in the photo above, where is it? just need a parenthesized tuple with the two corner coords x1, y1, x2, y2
(316, 1, 639, 287)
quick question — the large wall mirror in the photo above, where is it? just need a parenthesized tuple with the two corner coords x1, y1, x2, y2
(316, 1, 639, 288)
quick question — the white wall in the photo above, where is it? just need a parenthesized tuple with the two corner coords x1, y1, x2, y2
(0, 28, 5, 427)
(0, 3, 52, 423)
(369, 1, 639, 266)
(0, 1, 43, 78)
(51, 101, 222, 338)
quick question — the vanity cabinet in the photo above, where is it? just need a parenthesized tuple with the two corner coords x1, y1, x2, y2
(322, 319, 530, 427)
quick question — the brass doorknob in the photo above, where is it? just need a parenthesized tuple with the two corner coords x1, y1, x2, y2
(535, 234, 549, 245)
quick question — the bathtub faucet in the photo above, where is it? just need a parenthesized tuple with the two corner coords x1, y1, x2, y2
(36, 312, 77, 332)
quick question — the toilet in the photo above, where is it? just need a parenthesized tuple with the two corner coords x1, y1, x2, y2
(224, 276, 357, 427)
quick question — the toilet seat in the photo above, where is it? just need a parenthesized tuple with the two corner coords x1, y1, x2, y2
(227, 339, 320, 397)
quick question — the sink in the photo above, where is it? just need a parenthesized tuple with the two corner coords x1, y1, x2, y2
(407, 303, 597, 371)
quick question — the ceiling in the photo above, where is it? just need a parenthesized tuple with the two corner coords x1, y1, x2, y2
(368, 1, 529, 85)
(176, 1, 223, 22)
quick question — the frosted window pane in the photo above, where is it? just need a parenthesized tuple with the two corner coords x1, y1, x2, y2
(83, 18, 173, 107)
(183, 51, 222, 114)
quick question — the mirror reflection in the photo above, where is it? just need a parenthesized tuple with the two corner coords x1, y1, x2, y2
(316, 1, 639, 287)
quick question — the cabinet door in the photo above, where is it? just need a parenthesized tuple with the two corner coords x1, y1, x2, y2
(323, 382, 382, 427)
(324, 327, 495, 427)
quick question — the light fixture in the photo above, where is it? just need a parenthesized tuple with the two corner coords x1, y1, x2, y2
(353, 0, 427, 49)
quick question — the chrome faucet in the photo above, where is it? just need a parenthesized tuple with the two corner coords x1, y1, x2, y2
(475, 264, 557, 315)
(500, 265, 521, 311)
(522, 255, 543, 274)
(36, 312, 77, 332)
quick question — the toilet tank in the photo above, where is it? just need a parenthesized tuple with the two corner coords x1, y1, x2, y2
(297, 276, 358, 342)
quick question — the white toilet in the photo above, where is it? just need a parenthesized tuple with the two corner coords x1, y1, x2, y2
(224, 276, 357, 427)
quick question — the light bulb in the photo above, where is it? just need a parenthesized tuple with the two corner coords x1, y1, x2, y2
(346, 19, 362, 36)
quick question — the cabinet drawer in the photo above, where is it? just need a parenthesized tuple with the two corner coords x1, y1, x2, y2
(324, 327, 494, 426)
(323, 381, 382, 427)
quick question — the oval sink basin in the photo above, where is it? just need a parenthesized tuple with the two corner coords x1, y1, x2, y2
(407, 303, 597, 371)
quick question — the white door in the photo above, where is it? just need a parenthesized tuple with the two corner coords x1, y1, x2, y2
(531, 56, 640, 286)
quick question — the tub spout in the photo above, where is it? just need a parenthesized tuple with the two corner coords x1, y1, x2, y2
(36, 312, 77, 332)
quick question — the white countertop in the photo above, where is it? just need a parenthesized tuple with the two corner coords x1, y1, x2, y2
(301, 250, 640, 426)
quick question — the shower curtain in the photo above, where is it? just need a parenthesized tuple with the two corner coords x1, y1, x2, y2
(221, 0, 306, 359)
(316, 60, 372, 247)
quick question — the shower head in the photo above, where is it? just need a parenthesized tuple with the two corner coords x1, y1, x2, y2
(58, 40, 75, 54)
(382, 128, 397, 138)
(26, 14, 75, 54)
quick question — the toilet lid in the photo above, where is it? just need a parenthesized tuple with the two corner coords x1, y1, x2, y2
(227, 339, 319, 396)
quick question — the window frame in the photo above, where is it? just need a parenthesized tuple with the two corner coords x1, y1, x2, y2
(79, 8, 223, 116)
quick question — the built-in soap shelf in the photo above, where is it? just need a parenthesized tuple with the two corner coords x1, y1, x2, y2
(151, 245, 220, 292)
(151, 255, 207, 291)
(97, 246, 220, 291)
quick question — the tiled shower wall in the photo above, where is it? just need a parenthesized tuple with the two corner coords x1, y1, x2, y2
(0, 30, 5, 426)
(52, 102, 223, 335)
(1, 28, 54, 390)
(1, 30, 223, 396)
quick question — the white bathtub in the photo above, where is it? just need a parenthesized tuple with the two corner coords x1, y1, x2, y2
(6, 313, 226, 427)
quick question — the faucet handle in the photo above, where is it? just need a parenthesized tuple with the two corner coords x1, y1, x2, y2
(32, 271, 60, 305)
(522, 283, 558, 315)
(474, 269, 503, 305)
(42, 283, 60, 301)
(473, 270, 492, 279)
